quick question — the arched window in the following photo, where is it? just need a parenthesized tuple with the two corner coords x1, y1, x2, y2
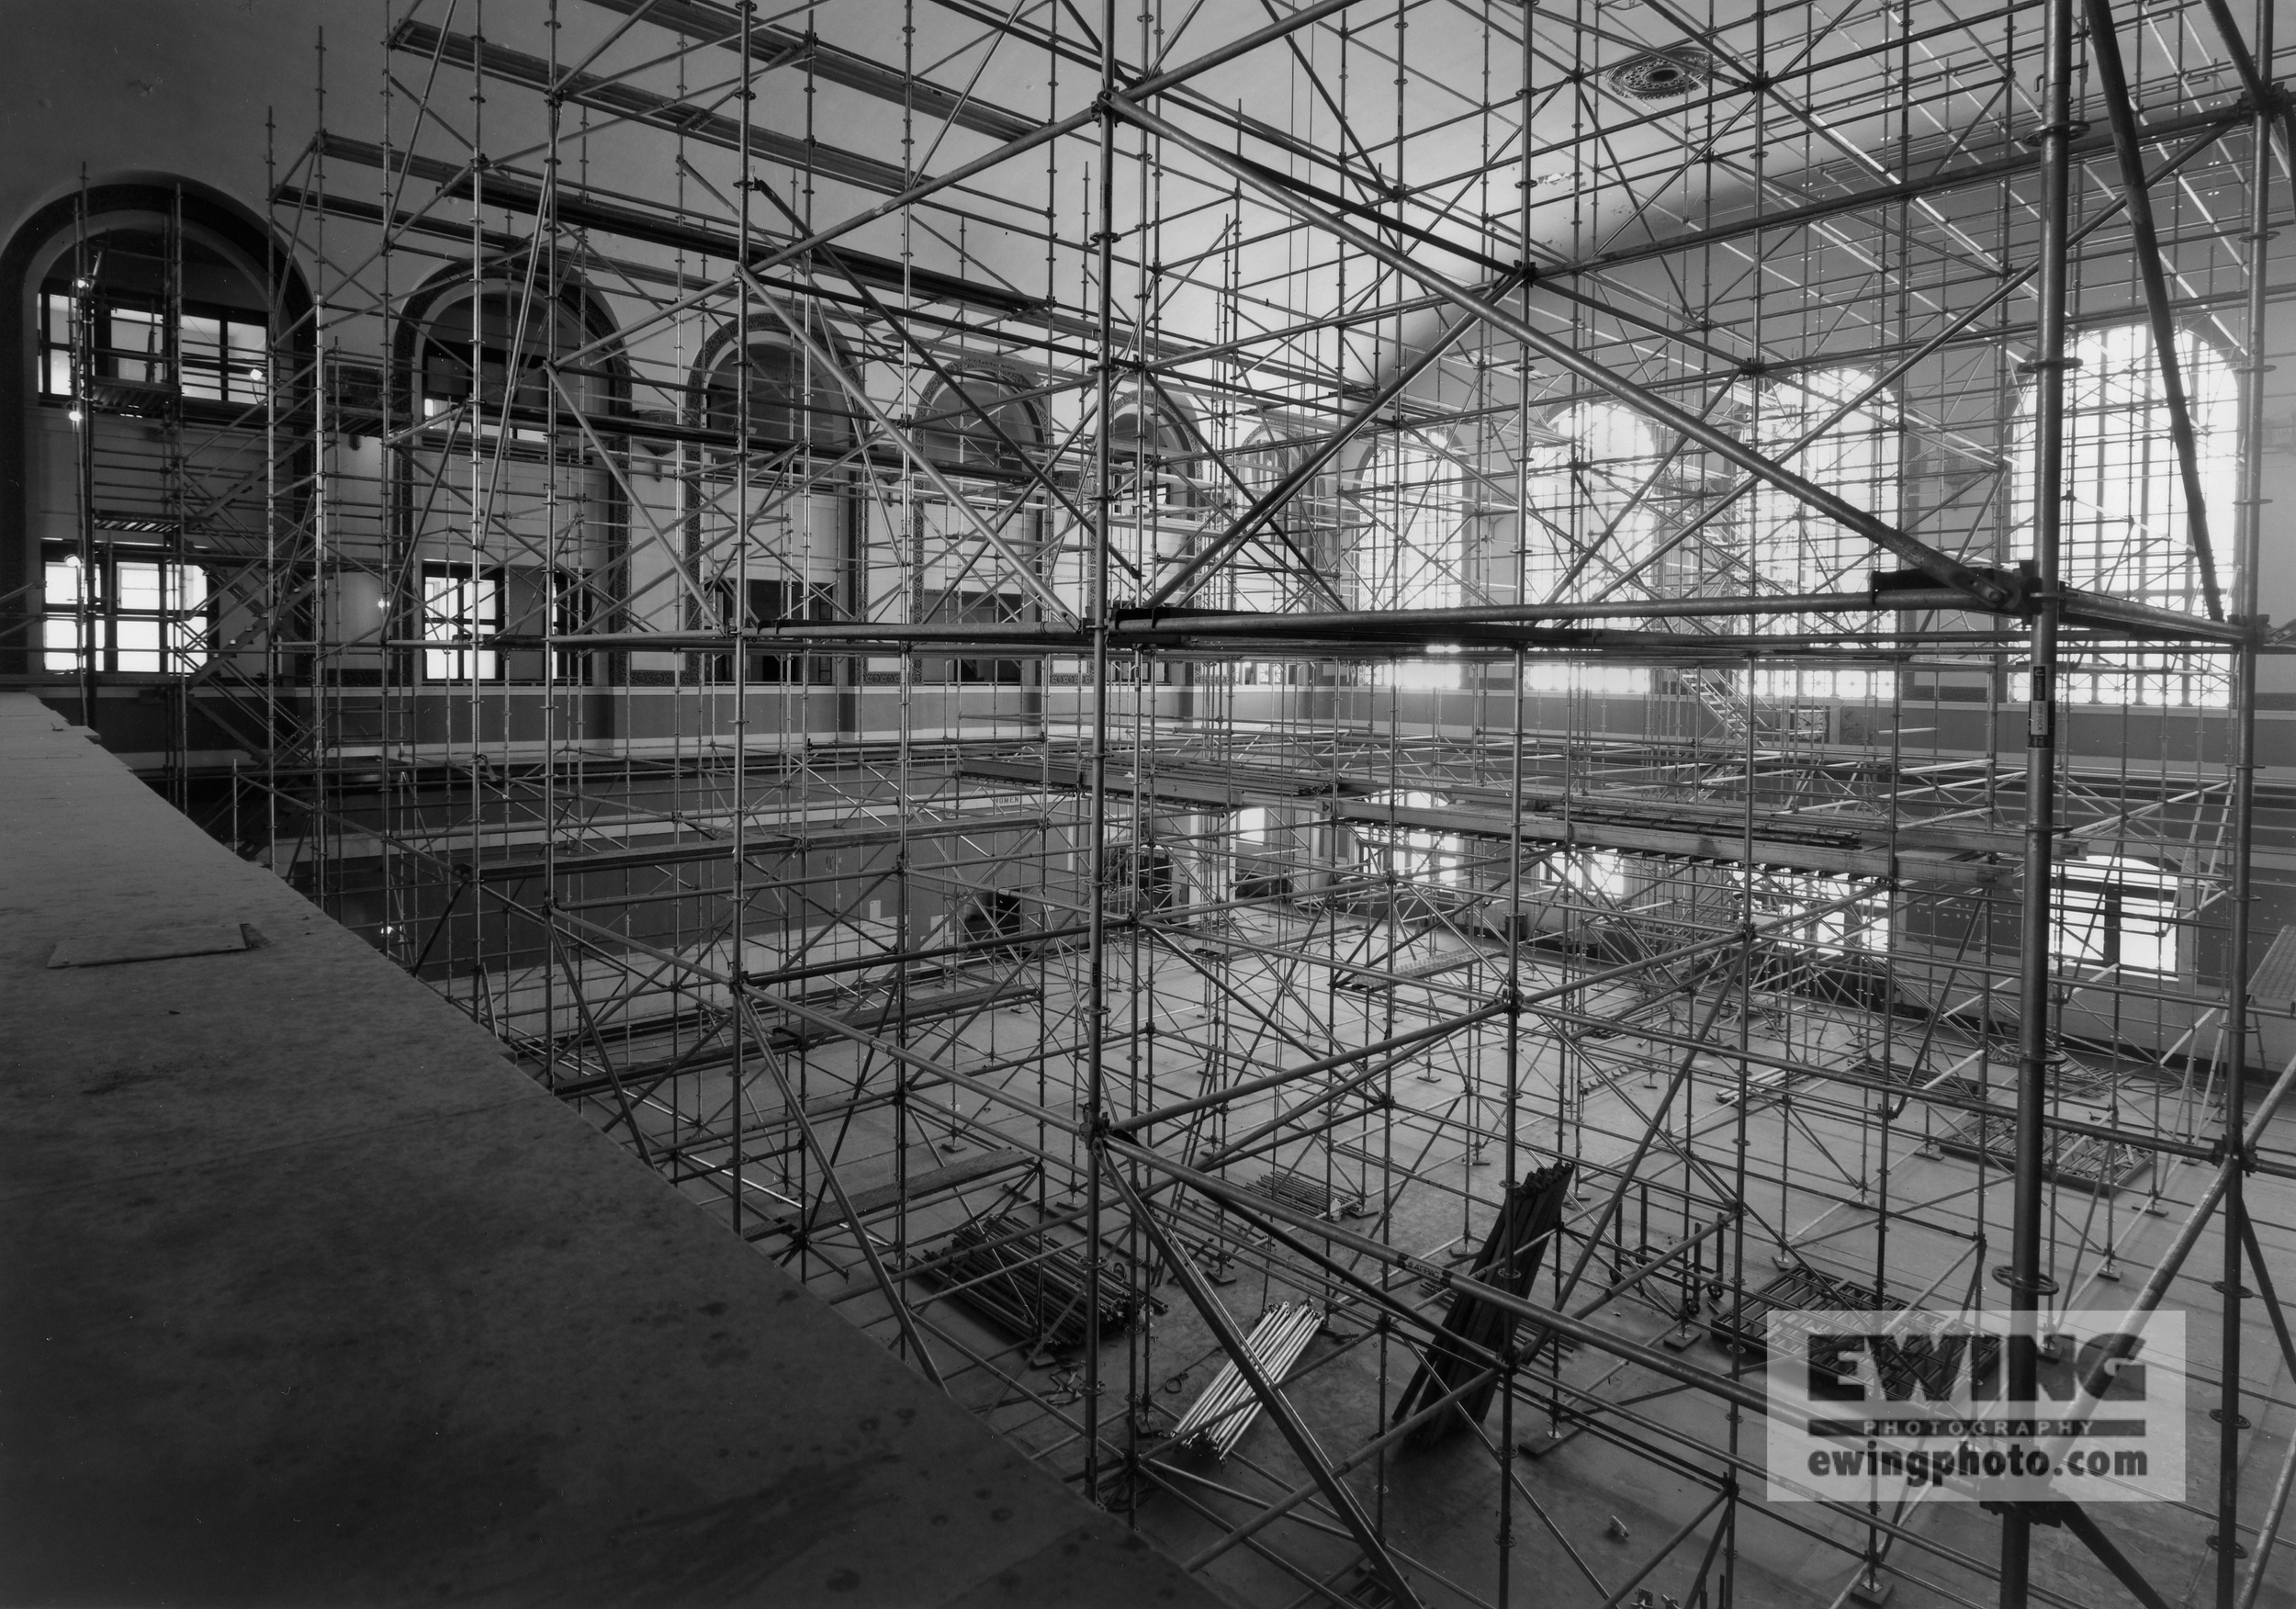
(1745, 367, 1898, 700)
(1102, 388, 1210, 595)
(403, 276, 624, 687)
(412, 284, 613, 446)
(2013, 324, 2238, 706)
(27, 203, 291, 680)
(1749, 368, 1897, 591)
(1351, 432, 1469, 613)
(917, 368, 1039, 475)
(701, 337, 850, 451)
(682, 326, 854, 687)
(1523, 402, 1661, 606)
(419, 294, 538, 431)
(1229, 429, 1297, 613)
(915, 369, 1043, 686)
(37, 232, 268, 407)
(1224, 425, 1335, 613)
(1350, 432, 1474, 692)
(1108, 390, 1207, 512)
(1520, 403, 1662, 694)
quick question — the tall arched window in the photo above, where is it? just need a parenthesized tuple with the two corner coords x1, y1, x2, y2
(1228, 428, 1300, 613)
(1228, 424, 1339, 613)
(1350, 432, 1470, 611)
(1108, 392, 1204, 510)
(1350, 431, 1474, 691)
(403, 276, 623, 686)
(701, 337, 850, 450)
(37, 235, 267, 406)
(916, 368, 1042, 684)
(1523, 401, 1662, 606)
(684, 322, 854, 687)
(1748, 368, 1898, 592)
(419, 293, 555, 439)
(1106, 388, 1213, 600)
(15, 188, 303, 682)
(2013, 324, 2238, 706)
(1520, 402, 1662, 694)
(917, 368, 1040, 476)
(1745, 367, 1899, 700)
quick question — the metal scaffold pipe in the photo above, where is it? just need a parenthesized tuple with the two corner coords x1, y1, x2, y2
(1998, 0, 2077, 1589)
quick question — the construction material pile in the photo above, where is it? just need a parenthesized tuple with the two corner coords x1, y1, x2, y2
(1391, 1161, 1573, 1447)
(920, 1215, 1144, 1349)
(1708, 1265, 1902, 1356)
(1171, 1301, 1323, 1458)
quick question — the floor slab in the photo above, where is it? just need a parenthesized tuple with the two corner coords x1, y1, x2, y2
(0, 694, 1223, 1609)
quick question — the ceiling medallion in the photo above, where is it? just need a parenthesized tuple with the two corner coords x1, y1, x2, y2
(1606, 47, 1713, 101)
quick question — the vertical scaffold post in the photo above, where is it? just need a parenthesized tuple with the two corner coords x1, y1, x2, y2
(1082, 0, 1120, 1503)
(2218, 0, 2275, 1597)
(730, 0, 756, 1241)
(2001, 0, 2077, 1594)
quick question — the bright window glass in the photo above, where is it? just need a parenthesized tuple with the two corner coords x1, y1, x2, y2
(1353, 435, 1468, 613)
(1575, 850, 1626, 903)
(107, 306, 163, 384)
(1363, 791, 1470, 885)
(1757, 871, 1891, 954)
(40, 552, 207, 673)
(1524, 402, 1661, 606)
(41, 293, 73, 396)
(2055, 856, 2178, 973)
(2013, 325, 2238, 706)
(1520, 404, 1658, 694)
(115, 616, 163, 674)
(1523, 661, 1650, 696)
(1745, 369, 1897, 701)
(423, 568, 501, 681)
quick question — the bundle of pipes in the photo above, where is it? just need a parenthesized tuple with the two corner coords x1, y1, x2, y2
(920, 1214, 1144, 1350)
(1248, 1166, 1361, 1220)
(1391, 1162, 1574, 1448)
(1707, 1264, 1902, 1358)
(1171, 1301, 1325, 1459)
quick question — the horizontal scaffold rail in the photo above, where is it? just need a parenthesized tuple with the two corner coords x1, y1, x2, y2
(456, 809, 1048, 882)
(429, 579, 2247, 654)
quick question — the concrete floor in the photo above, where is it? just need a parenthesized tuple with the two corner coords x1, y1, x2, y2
(667, 940, 2296, 1608)
(43, 687, 2283, 1608)
(0, 694, 1227, 1608)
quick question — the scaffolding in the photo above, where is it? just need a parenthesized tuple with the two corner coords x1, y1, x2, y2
(53, 0, 2296, 1603)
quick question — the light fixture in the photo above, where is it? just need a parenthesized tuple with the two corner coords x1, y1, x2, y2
(1606, 47, 1712, 101)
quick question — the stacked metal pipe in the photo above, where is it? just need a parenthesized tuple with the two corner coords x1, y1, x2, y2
(1172, 1300, 1323, 1459)
(921, 1215, 1142, 1349)
(1391, 1161, 1572, 1447)
(1249, 1167, 1339, 1219)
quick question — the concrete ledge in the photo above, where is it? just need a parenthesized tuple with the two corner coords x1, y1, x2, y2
(0, 695, 1221, 1609)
